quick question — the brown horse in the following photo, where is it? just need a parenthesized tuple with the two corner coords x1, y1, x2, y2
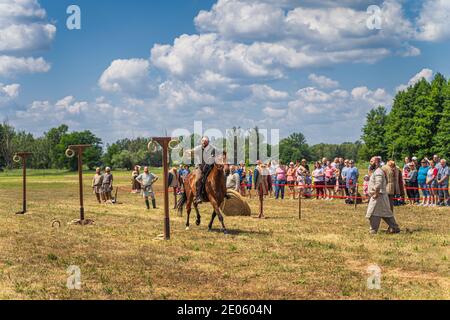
(177, 155, 227, 234)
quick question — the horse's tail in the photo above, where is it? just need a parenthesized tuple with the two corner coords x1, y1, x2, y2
(177, 190, 187, 215)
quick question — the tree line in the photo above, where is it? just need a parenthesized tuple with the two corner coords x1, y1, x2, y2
(0, 122, 362, 171)
(361, 73, 450, 160)
(9, 68, 447, 172)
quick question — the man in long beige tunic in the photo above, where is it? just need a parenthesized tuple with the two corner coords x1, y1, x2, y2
(92, 168, 103, 203)
(382, 160, 401, 211)
(254, 161, 269, 219)
(367, 157, 401, 234)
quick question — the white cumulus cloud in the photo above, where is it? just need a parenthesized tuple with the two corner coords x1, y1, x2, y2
(396, 68, 433, 92)
(99, 59, 151, 93)
(308, 74, 339, 89)
(0, 55, 50, 77)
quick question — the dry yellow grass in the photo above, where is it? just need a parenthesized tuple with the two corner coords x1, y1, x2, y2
(0, 169, 448, 300)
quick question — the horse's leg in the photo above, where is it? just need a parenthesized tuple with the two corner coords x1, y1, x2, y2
(210, 200, 227, 234)
(186, 197, 192, 230)
(216, 207, 228, 234)
(208, 210, 217, 231)
(194, 204, 201, 226)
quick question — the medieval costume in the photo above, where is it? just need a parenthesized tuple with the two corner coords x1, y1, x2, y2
(366, 167, 400, 234)
(92, 171, 103, 203)
(136, 170, 158, 209)
(131, 167, 141, 193)
(102, 169, 114, 203)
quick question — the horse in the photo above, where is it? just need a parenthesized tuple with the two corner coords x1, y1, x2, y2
(177, 154, 228, 234)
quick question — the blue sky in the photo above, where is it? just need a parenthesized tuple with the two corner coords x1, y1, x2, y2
(1, 0, 450, 145)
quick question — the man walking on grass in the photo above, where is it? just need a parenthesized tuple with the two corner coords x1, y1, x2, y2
(136, 167, 158, 210)
(367, 157, 401, 235)
(437, 159, 449, 206)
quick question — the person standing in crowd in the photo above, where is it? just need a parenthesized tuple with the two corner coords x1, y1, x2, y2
(396, 163, 406, 206)
(246, 169, 253, 198)
(332, 158, 339, 169)
(254, 160, 269, 219)
(341, 159, 350, 197)
(296, 160, 309, 198)
(426, 160, 439, 207)
(102, 167, 114, 204)
(136, 166, 158, 210)
(237, 162, 246, 196)
(346, 160, 359, 203)
(168, 167, 180, 209)
(336, 159, 345, 197)
(404, 162, 419, 205)
(92, 168, 104, 204)
(268, 161, 277, 198)
(226, 165, 241, 192)
(437, 159, 449, 206)
(363, 175, 370, 203)
(286, 162, 297, 199)
(304, 171, 312, 198)
(433, 155, 442, 170)
(382, 160, 401, 211)
(324, 161, 337, 201)
(241, 169, 248, 196)
(313, 161, 325, 200)
(403, 157, 411, 172)
(275, 163, 287, 200)
(366, 157, 401, 234)
(418, 159, 430, 206)
(412, 157, 419, 170)
(301, 159, 310, 173)
(131, 165, 141, 194)
(337, 158, 345, 171)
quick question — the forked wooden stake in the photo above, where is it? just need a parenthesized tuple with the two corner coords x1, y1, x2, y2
(66, 145, 93, 225)
(148, 137, 176, 240)
(13, 152, 32, 215)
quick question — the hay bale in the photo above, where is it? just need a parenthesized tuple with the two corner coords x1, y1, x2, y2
(222, 190, 251, 216)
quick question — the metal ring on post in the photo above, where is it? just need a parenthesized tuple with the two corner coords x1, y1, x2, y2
(148, 140, 158, 153)
(65, 148, 76, 158)
(168, 139, 180, 150)
(13, 154, 21, 163)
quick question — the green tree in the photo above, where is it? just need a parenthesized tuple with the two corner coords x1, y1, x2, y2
(0, 121, 16, 169)
(279, 132, 311, 164)
(44, 125, 69, 168)
(56, 130, 103, 171)
(412, 79, 435, 159)
(360, 106, 388, 160)
(385, 85, 418, 159)
(434, 79, 450, 158)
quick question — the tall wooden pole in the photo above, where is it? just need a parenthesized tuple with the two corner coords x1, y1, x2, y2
(14, 152, 32, 214)
(78, 150, 85, 221)
(66, 145, 92, 224)
(298, 189, 302, 220)
(150, 137, 172, 240)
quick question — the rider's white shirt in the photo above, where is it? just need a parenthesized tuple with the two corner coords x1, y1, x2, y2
(193, 144, 216, 166)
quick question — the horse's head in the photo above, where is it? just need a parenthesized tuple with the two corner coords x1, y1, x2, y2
(214, 152, 227, 171)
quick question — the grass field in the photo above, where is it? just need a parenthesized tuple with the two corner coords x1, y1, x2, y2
(0, 169, 448, 300)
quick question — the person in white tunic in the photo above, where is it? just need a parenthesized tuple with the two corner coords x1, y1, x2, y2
(366, 157, 401, 234)
(136, 167, 159, 210)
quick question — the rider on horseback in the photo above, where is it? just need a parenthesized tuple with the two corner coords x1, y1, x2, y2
(186, 136, 216, 205)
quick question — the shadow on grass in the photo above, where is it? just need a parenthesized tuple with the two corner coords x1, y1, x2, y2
(207, 228, 271, 236)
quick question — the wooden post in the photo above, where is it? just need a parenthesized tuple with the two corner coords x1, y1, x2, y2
(66, 145, 92, 225)
(14, 152, 32, 214)
(298, 189, 302, 220)
(354, 183, 359, 210)
(149, 137, 173, 240)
